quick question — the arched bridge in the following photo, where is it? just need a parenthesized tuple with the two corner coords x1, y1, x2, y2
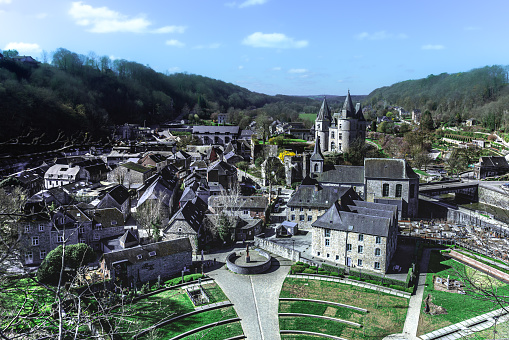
(419, 180, 478, 201)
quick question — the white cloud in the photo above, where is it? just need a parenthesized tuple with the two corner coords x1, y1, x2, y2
(152, 25, 186, 34)
(272, 67, 281, 71)
(421, 44, 445, 50)
(168, 67, 180, 72)
(355, 31, 407, 40)
(69, 2, 186, 34)
(242, 32, 308, 48)
(0, 0, 12, 4)
(239, 0, 267, 8)
(288, 68, 307, 74)
(238, 65, 244, 70)
(166, 39, 185, 47)
(4, 42, 42, 54)
(193, 43, 221, 49)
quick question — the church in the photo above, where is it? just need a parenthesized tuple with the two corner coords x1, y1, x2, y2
(314, 91, 368, 153)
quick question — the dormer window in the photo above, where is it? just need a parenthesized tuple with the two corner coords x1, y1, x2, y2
(137, 254, 143, 260)
(149, 251, 156, 257)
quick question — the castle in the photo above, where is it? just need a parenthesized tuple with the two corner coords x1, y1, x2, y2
(314, 91, 368, 153)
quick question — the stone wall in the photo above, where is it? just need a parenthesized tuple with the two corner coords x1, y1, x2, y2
(237, 168, 264, 187)
(128, 250, 193, 283)
(365, 178, 419, 218)
(226, 250, 271, 274)
(254, 235, 301, 262)
(286, 207, 324, 231)
(449, 250, 509, 283)
(478, 185, 509, 210)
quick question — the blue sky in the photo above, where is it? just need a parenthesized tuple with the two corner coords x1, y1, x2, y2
(1, 0, 508, 96)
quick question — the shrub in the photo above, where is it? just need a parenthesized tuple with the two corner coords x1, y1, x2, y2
(309, 266, 318, 271)
(330, 272, 339, 277)
(317, 270, 330, 276)
(303, 268, 315, 274)
(291, 265, 305, 273)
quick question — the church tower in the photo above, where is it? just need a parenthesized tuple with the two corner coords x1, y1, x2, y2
(310, 137, 324, 177)
(315, 97, 331, 152)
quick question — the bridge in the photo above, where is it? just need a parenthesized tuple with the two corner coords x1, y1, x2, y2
(419, 180, 478, 201)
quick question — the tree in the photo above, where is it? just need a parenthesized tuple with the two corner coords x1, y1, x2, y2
(207, 187, 245, 244)
(343, 137, 382, 166)
(134, 196, 167, 242)
(2, 49, 19, 59)
(421, 110, 435, 131)
(37, 243, 95, 285)
(255, 112, 272, 144)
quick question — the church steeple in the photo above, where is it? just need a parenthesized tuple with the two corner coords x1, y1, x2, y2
(311, 137, 324, 161)
(310, 137, 324, 177)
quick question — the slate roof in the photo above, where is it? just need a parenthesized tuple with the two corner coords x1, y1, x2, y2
(190, 160, 207, 169)
(102, 238, 192, 267)
(364, 158, 418, 180)
(342, 90, 356, 119)
(316, 97, 332, 121)
(121, 162, 152, 173)
(312, 201, 391, 237)
(91, 208, 124, 228)
(480, 156, 509, 168)
(208, 195, 268, 210)
(347, 205, 395, 221)
(180, 186, 197, 203)
(192, 126, 240, 134)
(136, 177, 174, 208)
(352, 200, 398, 217)
(208, 160, 236, 175)
(310, 139, 324, 161)
(316, 165, 364, 184)
(287, 185, 356, 209)
(104, 185, 130, 205)
(165, 197, 208, 233)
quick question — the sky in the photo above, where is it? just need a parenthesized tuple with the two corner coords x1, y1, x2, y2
(1, 0, 508, 96)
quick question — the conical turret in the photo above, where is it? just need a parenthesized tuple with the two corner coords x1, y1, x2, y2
(342, 90, 356, 118)
(317, 96, 332, 121)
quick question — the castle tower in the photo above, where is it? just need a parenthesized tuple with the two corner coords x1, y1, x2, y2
(315, 97, 331, 152)
(310, 137, 324, 177)
(337, 90, 366, 152)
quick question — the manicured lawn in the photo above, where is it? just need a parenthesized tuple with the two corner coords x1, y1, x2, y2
(280, 278, 408, 339)
(119, 282, 234, 339)
(417, 250, 509, 336)
(299, 113, 316, 122)
(156, 306, 238, 339)
(180, 321, 243, 340)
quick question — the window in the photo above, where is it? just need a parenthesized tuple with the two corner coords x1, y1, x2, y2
(299, 215, 305, 221)
(300, 207, 304, 212)
(25, 251, 33, 262)
(149, 251, 156, 257)
(336, 255, 339, 260)
(39, 224, 44, 232)
(314, 163, 319, 172)
(32, 237, 39, 246)
(93, 234, 99, 240)
(331, 131, 335, 139)
(376, 236, 381, 244)
(324, 228, 331, 237)
(40, 250, 46, 259)
(325, 239, 330, 246)
(330, 142, 335, 151)
(57, 235, 64, 243)
(111, 220, 117, 226)
(243, 210, 249, 215)
(79, 227, 85, 234)
(79, 238, 85, 244)
(137, 254, 143, 260)
(358, 245, 364, 253)
(358, 234, 364, 242)
(291, 215, 295, 221)
(395, 184, 402, 198)
(382, 183, 390, 197)
(25, 225, 30, 233)
(291, 207, 295, 211)
(307, 215, 312, 222)
(327, 253, 330, 258)
(357, 259, 363, 267)
(374, 262, 380, 270)
(317, 251, 321, 256)
(375, 248, 381, 256)
(347, 243, 352, 251)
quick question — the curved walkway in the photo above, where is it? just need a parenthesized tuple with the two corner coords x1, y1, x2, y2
(206, 249, 291, 340)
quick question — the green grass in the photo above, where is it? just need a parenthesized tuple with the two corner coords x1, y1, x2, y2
(417, 250, 509, 336)
(202, 283, 228, 303)
(156, 306, 238, 339)
(414, 169, 431, 176)
(180, 321, 243, 340)
(280, 278, 408, 339)
(0, 277, 55, 316)
(299, 113, 316, 122)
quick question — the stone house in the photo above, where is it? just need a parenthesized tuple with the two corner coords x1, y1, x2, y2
(207, 160, 238, 192)
(287, 176, 360, 230)
(101, 238, 192, 286)
(208, 195, 269, 222)
(106, 162, 155, 189)
(364, 158, 419, 219)
(315, 165, 365, 198)
(138, 153, 167, 172)
(135, 175, 179, 226)
(96, 185, 131, 221)
(474, 156, 509, 179)
(162, 197, 210, 253)
(311, 200, 398, 274)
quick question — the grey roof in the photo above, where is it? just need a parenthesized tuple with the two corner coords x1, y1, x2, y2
(312, 201, 391, 237)
(316, 97, 331, 121)
(316, 165, 364, 184)
(165, 197, 208, 233)
(342, 90, 356, 119)
(480, 156, 509, 168)
(355, 102, 365, 121)
(287, 185, 357, 209)
(364, 158, 418, 180)
(136, 176, 174, 208)
(310, 139, 324, 161)
(352, 200, 398, 216)
(207, 160, 236, 175)
(105, 185, 130, 205)
(102, 238, 192, 267)
(347, 205, 395, 221)
(192, 126, 240, 134)
(209, 195, 268, 210)
(91, 208, 124, 228)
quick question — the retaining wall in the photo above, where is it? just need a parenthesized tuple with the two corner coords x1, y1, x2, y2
(254, 235, 301, 262)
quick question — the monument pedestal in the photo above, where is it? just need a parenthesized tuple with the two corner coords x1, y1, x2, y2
(246, 255, 251, 263)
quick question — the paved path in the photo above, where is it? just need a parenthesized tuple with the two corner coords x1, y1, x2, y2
(205, 248, 291, 340)
(402, 248, 432, 340)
